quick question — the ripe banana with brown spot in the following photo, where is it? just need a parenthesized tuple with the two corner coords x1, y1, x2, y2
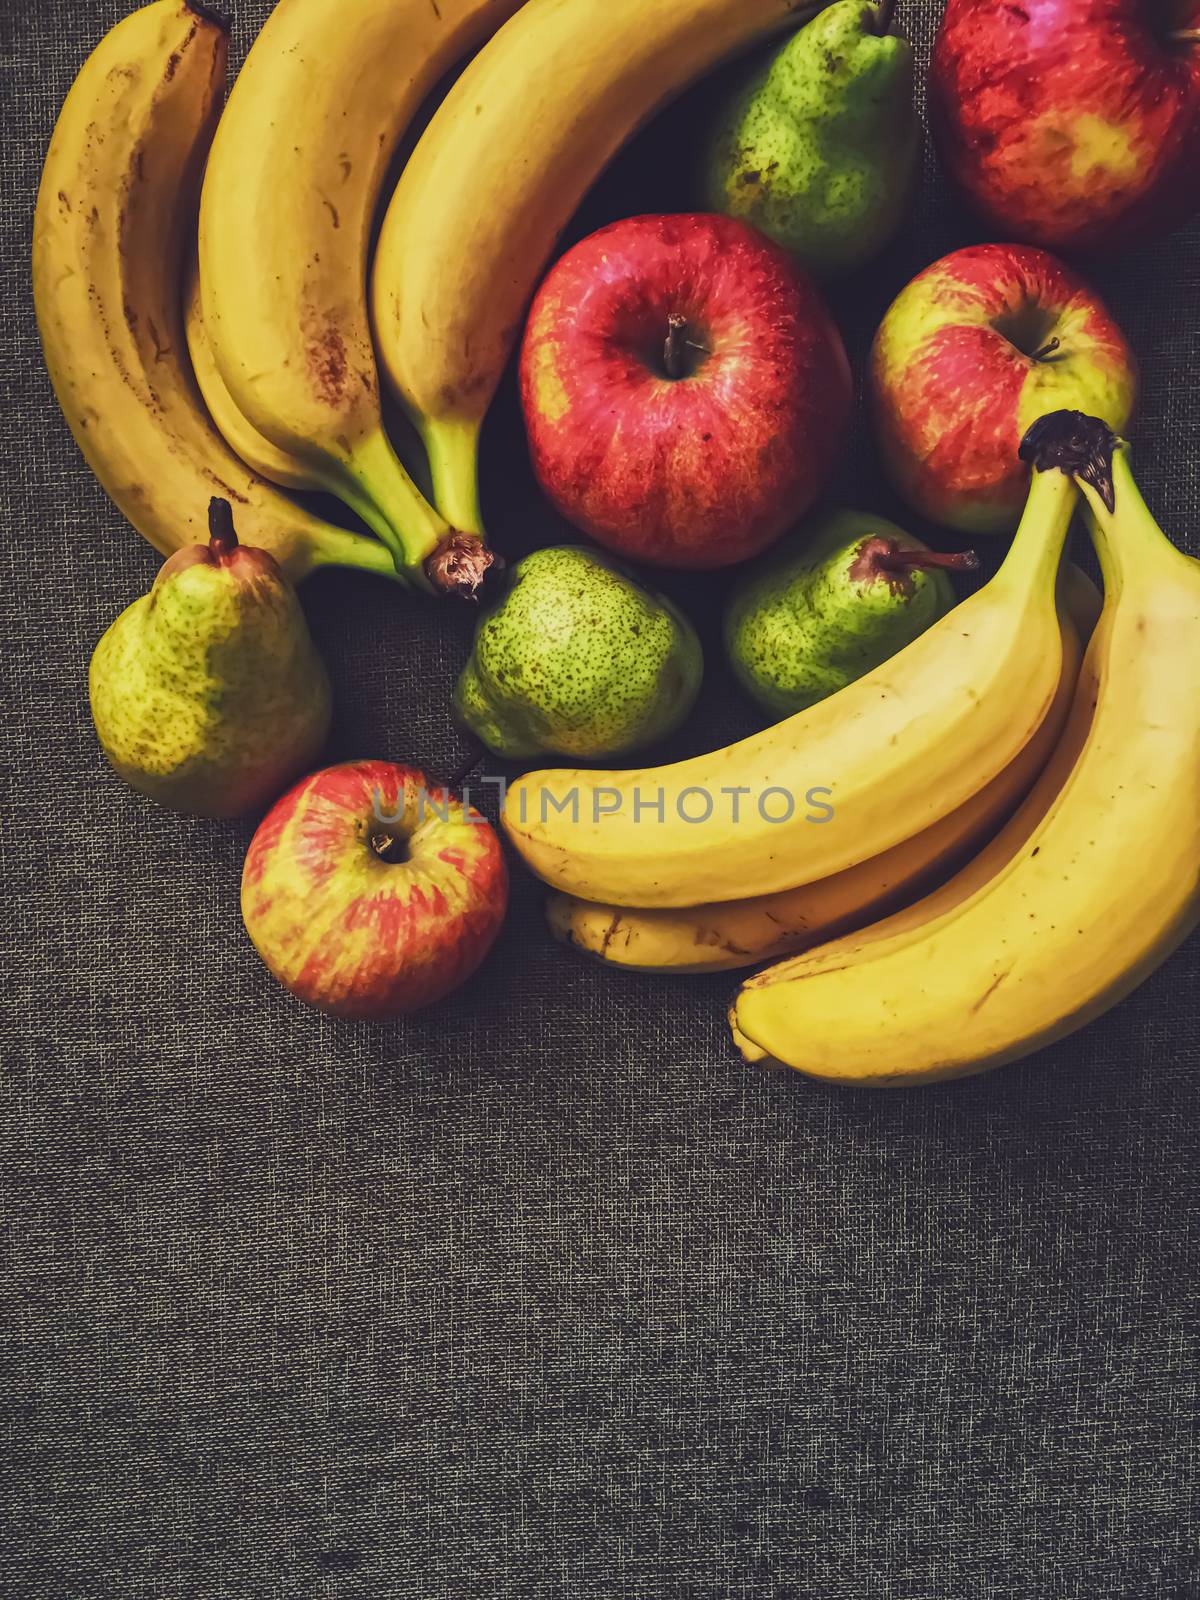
(198, 0, 525, 594)
(545, 566, 1098, 974)
(503, 443, 1083, 909)
(32, 0, 396, 585)
(733, 415, 1200, 1087)
(372, 0, 830, 534)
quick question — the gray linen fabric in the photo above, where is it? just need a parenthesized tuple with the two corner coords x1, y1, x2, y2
(2, 1, 1197, 1595)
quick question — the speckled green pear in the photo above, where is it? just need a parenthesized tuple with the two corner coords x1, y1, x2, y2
(89, 500, 332, 818)
(453, 547, 702, 760)
(726, 510, 976, 717)
(702, 0, 920, 278)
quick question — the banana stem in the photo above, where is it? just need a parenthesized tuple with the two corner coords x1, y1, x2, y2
(306, 522, 407, 583)
(185, 0, 232, 32)
(340, 428, 455, 588)
(421, 415, 486, 538)
(1077, 448, 1192, 597)
(997, 465, 1080, 592)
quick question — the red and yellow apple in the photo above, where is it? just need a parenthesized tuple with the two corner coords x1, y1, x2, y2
(241, 760, 508, 1019)
(871, 244, 1137, 535)
(931, 0, 1200, 253)
(519, 213, 852, 571)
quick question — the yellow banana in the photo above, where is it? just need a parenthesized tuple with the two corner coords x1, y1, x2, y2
(183, 255, 312, 494)
(503, 448, 1081, 908)
(198, 0, 524, 595)
(32, 0, 396, 585)
(372, 0, 830, 533)
(547, 565, 1099, 973)
(734, 416, 1200, 1088)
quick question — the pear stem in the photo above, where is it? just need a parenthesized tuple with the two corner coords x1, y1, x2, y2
(208, 497, 239, 561)
(873, 0, 897, 34)
(869, 540, 980, 578)
(1031, 336, 1062, 362)
(444, 742, 485, 792)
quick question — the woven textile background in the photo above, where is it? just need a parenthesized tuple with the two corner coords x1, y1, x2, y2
(2, 1, 1198, 1595)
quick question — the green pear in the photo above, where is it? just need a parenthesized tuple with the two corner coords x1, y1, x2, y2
(453, 547, 702, 760)
(89, 499, 332, 817)
(726, 510, 977, 717)
(702, 0, 920, 278)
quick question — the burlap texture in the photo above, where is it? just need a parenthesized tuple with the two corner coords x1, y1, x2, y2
(2, 2, 1197, 1595)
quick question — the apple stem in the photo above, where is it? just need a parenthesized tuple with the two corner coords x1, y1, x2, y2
(664, 314, 690, 381)
(663, 314, 709, 381)
(368, 825, 410, 864)
(1031, 336, 1062, 363)
(873, 0, 896, 34)
(1169, 28, 1200, 43)
(208, 497, 239, 561)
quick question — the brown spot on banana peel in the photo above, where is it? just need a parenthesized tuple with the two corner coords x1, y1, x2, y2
(970, 967, 1013, 1013)
(305, 321, 349, 406)
(146, 318, 171, 363)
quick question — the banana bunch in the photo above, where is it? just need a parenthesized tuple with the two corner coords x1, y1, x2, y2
(32, 1, 396, 585)
(546, 564, 1100, 975)
(196, 0, 531, 593)
(731, 418, 1200, 1086)
(510, 412, 1200, 1083)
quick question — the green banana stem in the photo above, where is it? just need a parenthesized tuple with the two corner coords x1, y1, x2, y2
(305, 520, 406, 583)
(340, 427, 495, 596)
(421, 415, 486, 538)
(1075, 440, 1195, 600)
(994, 455, 1080, 595)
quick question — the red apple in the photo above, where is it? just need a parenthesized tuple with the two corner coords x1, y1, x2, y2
(241, 761, 508, 1019)
(931, 0, 1200, 252)
(519, 213, 852, 571)
(871, 243, 1137, 535)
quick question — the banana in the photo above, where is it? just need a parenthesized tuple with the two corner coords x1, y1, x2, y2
(33, 0, 397, 586)
(183, 255, 312, 493)
(502, 446, 1081, 909)
(197, 0, 524, 594)
(372, 0, 830, 533)
(546, 566, 1099, 974)
(733, 414, 1200, 1088)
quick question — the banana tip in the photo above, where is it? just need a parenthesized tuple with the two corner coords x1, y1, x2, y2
(185, 0, 233, 35)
